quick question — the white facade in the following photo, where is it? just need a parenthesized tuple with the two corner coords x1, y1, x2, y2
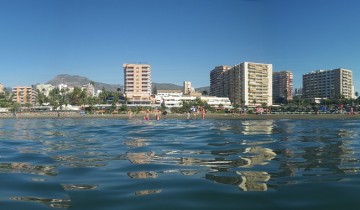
(200, 96, 232, 109)
(183, 81, 195, 95)
(82, 83, 95, 97)
(35, 84, 54, 96)
(155, 94, 232, 109)
(157, 90, 183, 97)
(223, 62, 273, 107)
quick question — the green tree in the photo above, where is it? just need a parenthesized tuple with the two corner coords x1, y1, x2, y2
(36, 89, 48, 105)
(10, 102, 21, 113)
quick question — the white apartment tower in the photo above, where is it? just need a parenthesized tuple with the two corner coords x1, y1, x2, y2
(222, 62, 273, 107)
(303, 68, 354, 99)
(123, 63, 152, 104)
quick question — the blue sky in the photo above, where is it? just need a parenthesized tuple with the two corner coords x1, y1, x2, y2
(0, 0, 359, 92)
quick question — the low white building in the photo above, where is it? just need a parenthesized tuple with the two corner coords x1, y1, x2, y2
(157, 90, 183, 97)
(82, 83, 95, 97)
(155, 93, 232, 109)
(35, 84, 54, 96)
(200, 96, 232, 109)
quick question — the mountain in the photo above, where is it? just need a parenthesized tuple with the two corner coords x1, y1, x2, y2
(46, 74, 122, 92)
(195, 86, 210, 94)
(152, 83, 210, 94)
(152, 83, 182, 91)
(46, 74, 210, 94)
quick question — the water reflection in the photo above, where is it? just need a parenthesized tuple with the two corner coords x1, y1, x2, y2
(0, 162, 57, 176)
(128, 171, 158, 179)
(62, 184, 98, 190)
(124, 138, 147, 147)
(240, 147, 276, 167)
(10, 197, 71, 208)
(205, 171, 271, 191)
(241, 120, 274, 135)
(134, 189, 162, 196)
(1, 118, 360, 210)
(125, 152, 157, 164)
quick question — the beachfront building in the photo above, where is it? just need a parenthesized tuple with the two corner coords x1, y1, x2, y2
(82, 83, 95, 97)
(155, 94, 232, 109)
(156, 89, 183, 97)
(183, 81, 195, 95)
(221, 62, 273, 107)
(12, 86, 38, 105)
(273, 71, 293, 103)
(35, 84, 54, 97)
(210, 65, 231, 97)
(303, 68, 354, 99)
(199, 96, 232, 109)
(123, 63, 152, 104)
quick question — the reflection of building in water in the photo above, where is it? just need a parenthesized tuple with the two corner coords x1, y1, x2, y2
(135, 189, 162, 196)
(276, 127, 358, 185)
(62, 184, 98, 190)
(124, 138, 147, 147)
(180, 157, 205, 166)
(237, 171, 270, 191)
(241, 120, 274, 135)
(126, 152, 156, 164)
(179, 147, 276, 169)
(240, 147, 276, 167)
(10, 196, 71, 208)
(205, 171, 270, 191)
(0, 162, 57, 176)
(128, 171, 158, 179)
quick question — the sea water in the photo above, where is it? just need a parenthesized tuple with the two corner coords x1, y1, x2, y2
(0, 118, 360, 210)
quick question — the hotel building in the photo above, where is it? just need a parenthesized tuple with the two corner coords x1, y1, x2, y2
(123, 63, 152, 104)
(221, 62, 272, 107)
(210, 65, 231, 97)
(12, 86, 38, 105)
(303, 68, 354, 99)
(273, 71, 293, 102)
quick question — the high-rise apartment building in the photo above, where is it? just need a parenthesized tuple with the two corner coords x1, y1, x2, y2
(12, 86, 38, 105)
(303, 68, 354, 99)
(210, 65, 231, 97)
(123, 63, 152, 104)
(220, 62, 272, 107)
(273, 71, 293, 102)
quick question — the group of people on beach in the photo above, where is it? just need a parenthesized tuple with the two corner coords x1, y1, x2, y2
(186, 106, 206, 119)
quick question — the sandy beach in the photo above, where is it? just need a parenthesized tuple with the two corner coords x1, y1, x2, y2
(1, 112, 359, 120)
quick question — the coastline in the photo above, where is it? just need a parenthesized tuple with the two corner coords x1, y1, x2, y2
(1, 112, 359, 120)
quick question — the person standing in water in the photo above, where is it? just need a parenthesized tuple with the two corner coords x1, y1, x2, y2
(144, 109, 150, 121)
(155, 113, 160, 121)
(201, 107, 206, 119)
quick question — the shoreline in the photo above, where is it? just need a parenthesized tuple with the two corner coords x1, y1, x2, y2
(1, 112, 359, 120)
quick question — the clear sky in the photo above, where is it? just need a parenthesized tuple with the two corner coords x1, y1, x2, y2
(0, 0, 359, 92)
